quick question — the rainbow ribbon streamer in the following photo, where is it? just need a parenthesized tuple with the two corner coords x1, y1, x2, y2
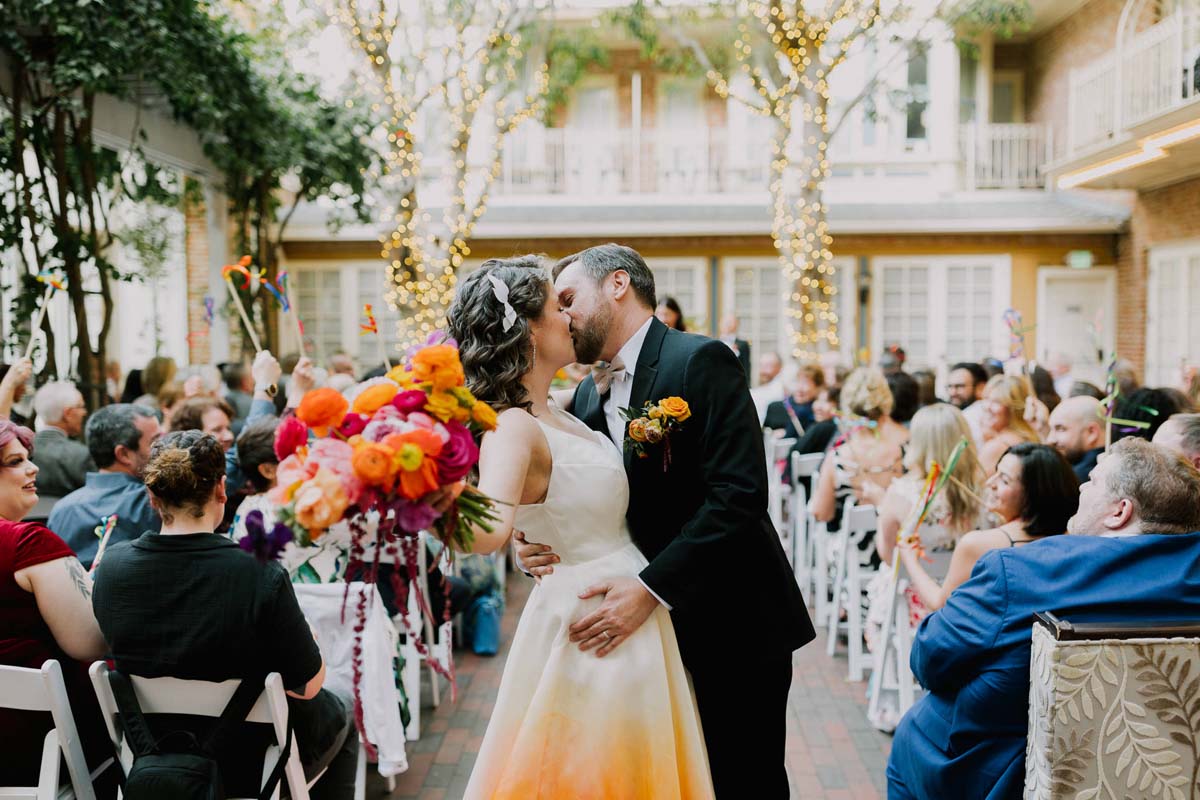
(221, 263, 252, 289)
(203, 295, 215, 327)
(1098, 357, 1154, 441)
(261, 279, 288, 310)
(1001, 308, 1034, 362)
(360, 304, 379, 336)
(276, 271, 292, 311)
(35, 270, 67, 291)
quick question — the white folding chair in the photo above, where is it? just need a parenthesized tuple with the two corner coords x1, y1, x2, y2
(765, 435, 796, 537)
(867, 542, 954, 725)
(825, 501, 878, 682)
(0, 659, 106, 800)
(789, 452, 825, 599)
(88, 663, 308, 800)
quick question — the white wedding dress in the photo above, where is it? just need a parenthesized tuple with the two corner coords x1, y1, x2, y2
(464, 403, 714, 799)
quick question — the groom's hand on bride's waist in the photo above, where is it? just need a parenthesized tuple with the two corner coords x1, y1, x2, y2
(570, 577, 659, 658)
(514, 532, 559, 578)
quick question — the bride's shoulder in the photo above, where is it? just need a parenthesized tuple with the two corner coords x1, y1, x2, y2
(483, 407, 541, 445)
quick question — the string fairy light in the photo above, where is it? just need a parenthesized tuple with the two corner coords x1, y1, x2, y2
(704, 0, 882, 360)
(325, 0, 551, 347)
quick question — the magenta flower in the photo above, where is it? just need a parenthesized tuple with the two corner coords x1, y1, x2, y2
(395, 500, 442, 533)
(274, 416, 309, 461)
(436, 421, 479, 483)
(392, 389, 427, 415)
(337, 413, 369, 439)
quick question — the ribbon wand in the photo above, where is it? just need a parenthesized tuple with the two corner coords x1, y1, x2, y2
(89, 515, 118, 577)
(24, 273, 66, 360)
(222, 261, 263, 353)
(361, 304, 391, 370)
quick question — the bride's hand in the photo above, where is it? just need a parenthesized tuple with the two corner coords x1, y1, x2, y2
(515, 531, 559, 578)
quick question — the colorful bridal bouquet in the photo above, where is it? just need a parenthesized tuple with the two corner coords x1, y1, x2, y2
(266, 337, 498, 554)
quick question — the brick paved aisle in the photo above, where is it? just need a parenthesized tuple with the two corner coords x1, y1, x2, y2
(371, 574, 890, 799)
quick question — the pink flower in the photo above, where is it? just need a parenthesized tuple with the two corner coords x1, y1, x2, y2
(337, 413, 368, 439)
(274, 417, 309, 461)
(308, 438, 364, 505)
(293, 468, 351, 536)
(392, 390, 427, 415)
(395, 500, 442, 533)
(435, 422, 479, 483)
(268, 453, 317, 504)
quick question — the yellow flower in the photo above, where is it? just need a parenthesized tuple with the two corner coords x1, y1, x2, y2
(648, 406, 664, 420)
(424, 391, 459, 423)
(657, 397, 691, 422)
(472, 402, 498, 430)
(451, 385, 477, 407)
(628, 418, 650, 443)
(386, 365, 418, 388)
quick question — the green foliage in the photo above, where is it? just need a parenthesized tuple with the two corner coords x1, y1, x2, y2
(950, 0, 1035, 42)
(543, 27, 611, 124)
(607, 0, 734, 78)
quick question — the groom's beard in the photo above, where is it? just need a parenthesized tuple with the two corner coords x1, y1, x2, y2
(572, 305, 612, 365)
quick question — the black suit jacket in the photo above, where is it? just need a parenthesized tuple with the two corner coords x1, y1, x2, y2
(572, 318, 813, 666)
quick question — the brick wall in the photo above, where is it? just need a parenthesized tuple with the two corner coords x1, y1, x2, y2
(1116, 174, 1200, 377)
(184, 179, 211, 366)
(1027, 0, 1124, 159)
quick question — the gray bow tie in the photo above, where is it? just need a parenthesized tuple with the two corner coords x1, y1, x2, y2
(592, 357, 627, 395)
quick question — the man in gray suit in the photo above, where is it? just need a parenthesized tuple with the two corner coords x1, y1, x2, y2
(31, 381, 94, 499)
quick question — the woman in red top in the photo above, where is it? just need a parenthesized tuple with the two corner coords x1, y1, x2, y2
(0, 418, 109, 785)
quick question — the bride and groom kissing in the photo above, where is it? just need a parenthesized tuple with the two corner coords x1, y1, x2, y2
(447, 243, 814, 798)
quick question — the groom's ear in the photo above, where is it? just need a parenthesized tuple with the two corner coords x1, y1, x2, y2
(609, 269, 631, 301)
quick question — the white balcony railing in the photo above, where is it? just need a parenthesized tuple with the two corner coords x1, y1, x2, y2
(964, 123, 1052, 189)
(1068, 7, 1200, 154)
(489, 122, 1046, 198)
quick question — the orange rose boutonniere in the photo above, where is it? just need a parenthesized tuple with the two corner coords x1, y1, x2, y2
(620, 396, 691, 470)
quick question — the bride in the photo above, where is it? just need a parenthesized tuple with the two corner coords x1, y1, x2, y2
(447, 256, 714, 799)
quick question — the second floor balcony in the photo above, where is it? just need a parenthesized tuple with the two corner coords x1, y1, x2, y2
(485, 121, 1049, 201)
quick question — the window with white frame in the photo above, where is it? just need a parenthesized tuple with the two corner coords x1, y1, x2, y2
(1146, 241, 1200, 385)
(294, 268, 345, 363)
(872, 255, 1010, 370)
(725, 258, 787, 362)
(649, 258, 708, 333)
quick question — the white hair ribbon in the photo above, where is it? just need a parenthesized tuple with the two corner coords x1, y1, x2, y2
(487, 273, 518, 332)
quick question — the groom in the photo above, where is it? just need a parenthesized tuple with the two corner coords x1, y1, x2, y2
(518, 243, 814, 797)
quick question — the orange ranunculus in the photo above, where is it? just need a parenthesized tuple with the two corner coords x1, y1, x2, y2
(657, 397, 691, 422)
(628, 418, 650, 443)
(383, 429, 444, 500)
(471, 401, 498, 430)
(410, 344, 465, 390)
(238, 255, 252, 267)
(424, 391, 460, 423)
(296, 388, 349, 436)
(351, 441, 396, 488)
(352, 382, 399, 415)
(293, 467, 350, 537)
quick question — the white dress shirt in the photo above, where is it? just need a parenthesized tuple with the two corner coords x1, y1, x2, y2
(962, 400, 987, 449)
(751, 377, 786, 425)
(601, 316, 655, 447)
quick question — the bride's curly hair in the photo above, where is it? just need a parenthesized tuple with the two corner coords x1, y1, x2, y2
(448, 255, 550, 412)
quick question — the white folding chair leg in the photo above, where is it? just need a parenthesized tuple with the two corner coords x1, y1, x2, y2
(37, 729, 60, 800)
(847, 559, 866, 682)
(896, 601, 916, 713)
(826, 535, 847, 656)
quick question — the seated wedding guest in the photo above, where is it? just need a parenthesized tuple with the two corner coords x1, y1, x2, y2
(170, 396, 236, 451)
(888, 438, 1200, 800)
(946, 362, 989, 446)
(93, 431, 358, 799)
(981, 356, 1005, 379)
(874, 404, 986, 566)
(50, 404, 162, 568)
(899, 442, 1077, 613)
(654, 296, 687, 332)
(865, 404, 985, 731)
(1030, 364, 1061, 413)
(0, 419, 110, 787)
(0, 359, 34, 427)
(1112, 386, 1187, 442)
(910, 369, 939, 409)
(119, 368, 143, 404)
(751, 351, 785, 423)
(221, 362, 255, 430)
(1160, 386, 1195, 414)
(886, 370, 919, 424)
(780, 385, 841, 490)
(133, 355, 176, 411)
(1152, 413, 1200, 470)
(1068, 380, 1103, 400)
(812, 368, 908, 530)
(978, 374, 1039, 474)
(764, 362, 824, 438)
(1044, 395, 1105, 482)
(31, 381, 95, 499)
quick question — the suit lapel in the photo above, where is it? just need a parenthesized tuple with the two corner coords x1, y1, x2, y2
(576, 376, 608, 435)
(623, 318, 668, 471)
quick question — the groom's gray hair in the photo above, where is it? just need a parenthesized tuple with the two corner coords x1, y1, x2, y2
(553, 243, 656, 310)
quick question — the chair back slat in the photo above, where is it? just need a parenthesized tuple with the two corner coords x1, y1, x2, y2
(791, 452, 823, 479)
(120, 675, 275, 723)
(0, 664, 53, 712)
